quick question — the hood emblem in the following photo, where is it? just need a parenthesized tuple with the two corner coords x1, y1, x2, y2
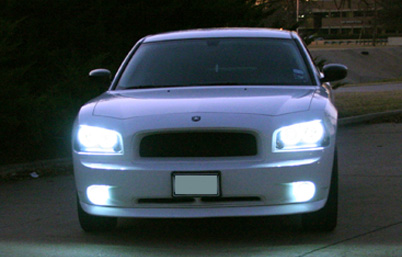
(192, 116, 201, 122)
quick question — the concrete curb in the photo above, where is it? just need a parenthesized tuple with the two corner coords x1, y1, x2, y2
(0, 158, 72, 178)
(1, 109, 401, 177)
(338, 109, 402, 126)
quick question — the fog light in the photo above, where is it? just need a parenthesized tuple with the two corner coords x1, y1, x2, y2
(87, 185, 111, 205)
(292, 181, 315, 202)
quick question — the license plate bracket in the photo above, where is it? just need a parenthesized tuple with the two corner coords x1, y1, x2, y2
(172, 172, 220, 197)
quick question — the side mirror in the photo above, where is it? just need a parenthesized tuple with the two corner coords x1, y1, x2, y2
(89, 69, 112, 87)
(321, 64, 347, 83)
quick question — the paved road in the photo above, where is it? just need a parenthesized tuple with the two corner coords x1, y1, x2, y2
(1, 123, 401, 257)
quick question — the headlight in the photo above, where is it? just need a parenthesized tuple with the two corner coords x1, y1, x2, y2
(75, 125, 123, 154)
(273, 120, 329, 152)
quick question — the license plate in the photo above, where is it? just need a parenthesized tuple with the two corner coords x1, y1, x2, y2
(173, 173, 220, 196)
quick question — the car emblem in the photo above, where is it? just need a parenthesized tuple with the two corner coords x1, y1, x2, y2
(192, 116, 201, 122)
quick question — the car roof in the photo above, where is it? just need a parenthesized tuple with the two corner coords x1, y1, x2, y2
(143, 28, 295, 43)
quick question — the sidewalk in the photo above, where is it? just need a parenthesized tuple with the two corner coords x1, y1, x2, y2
(336, 82, 402, 93)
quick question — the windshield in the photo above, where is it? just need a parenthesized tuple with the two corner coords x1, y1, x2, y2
(116, 38, 313, 89)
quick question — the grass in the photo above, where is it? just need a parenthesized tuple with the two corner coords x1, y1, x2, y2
(335, 90, 402, 119)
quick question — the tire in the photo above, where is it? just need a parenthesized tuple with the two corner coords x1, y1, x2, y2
(301, 151, 338, 232)
(77, 196, 117, 232)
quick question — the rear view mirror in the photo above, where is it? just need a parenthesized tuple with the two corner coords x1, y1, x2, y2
(321, 64, 347, 83)
(89, 69, 112, 88)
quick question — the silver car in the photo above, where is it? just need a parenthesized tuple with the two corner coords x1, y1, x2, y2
(72, 28, 347, 232)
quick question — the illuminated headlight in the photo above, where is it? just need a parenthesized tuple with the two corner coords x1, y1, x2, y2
(76, 125, 123, 154)
(274, 120, 329, 152)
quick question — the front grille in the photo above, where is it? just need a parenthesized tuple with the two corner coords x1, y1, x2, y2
(200, 196, 261, 202)
(139, 132, 257, 158)
(137, 198, 195, 204)
(137, 196, 261, 205)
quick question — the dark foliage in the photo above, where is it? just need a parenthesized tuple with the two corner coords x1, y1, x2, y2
(377, 0, 402, 31)
(0, 0, 270, 164)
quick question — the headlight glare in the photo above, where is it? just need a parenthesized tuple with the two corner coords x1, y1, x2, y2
(301, 121, 324, 144)
(76, 125, 123, 154)
(291, 181, 316, 202)
(274, 120, 328, 151)
(87, 185, 111, 205)
(279, 124, 303, 146)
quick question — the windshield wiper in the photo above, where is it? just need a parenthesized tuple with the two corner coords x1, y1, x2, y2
(122, 82, 244, 90)
(122, 84, 193, 90)
(194, 82, 242, 86)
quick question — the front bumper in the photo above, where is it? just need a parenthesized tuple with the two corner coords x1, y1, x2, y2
(73, 109, 337, 218)
(74, 148, 335, 218)
(79, 199, 327, 218)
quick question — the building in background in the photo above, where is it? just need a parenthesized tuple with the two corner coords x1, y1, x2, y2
(298, 0, 400, 39)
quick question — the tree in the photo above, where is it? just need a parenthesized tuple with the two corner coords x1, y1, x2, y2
(377, 0, 402, 31)
(0, 0, 273, 164)
(262, 0, 299, 30)
(358, 0, 402, 45)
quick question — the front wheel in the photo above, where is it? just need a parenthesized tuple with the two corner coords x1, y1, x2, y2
(301, 151, 338, 232)
(77, 196, 117, 232)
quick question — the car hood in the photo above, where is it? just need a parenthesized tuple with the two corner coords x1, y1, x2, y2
(93, 86, 315, 119)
